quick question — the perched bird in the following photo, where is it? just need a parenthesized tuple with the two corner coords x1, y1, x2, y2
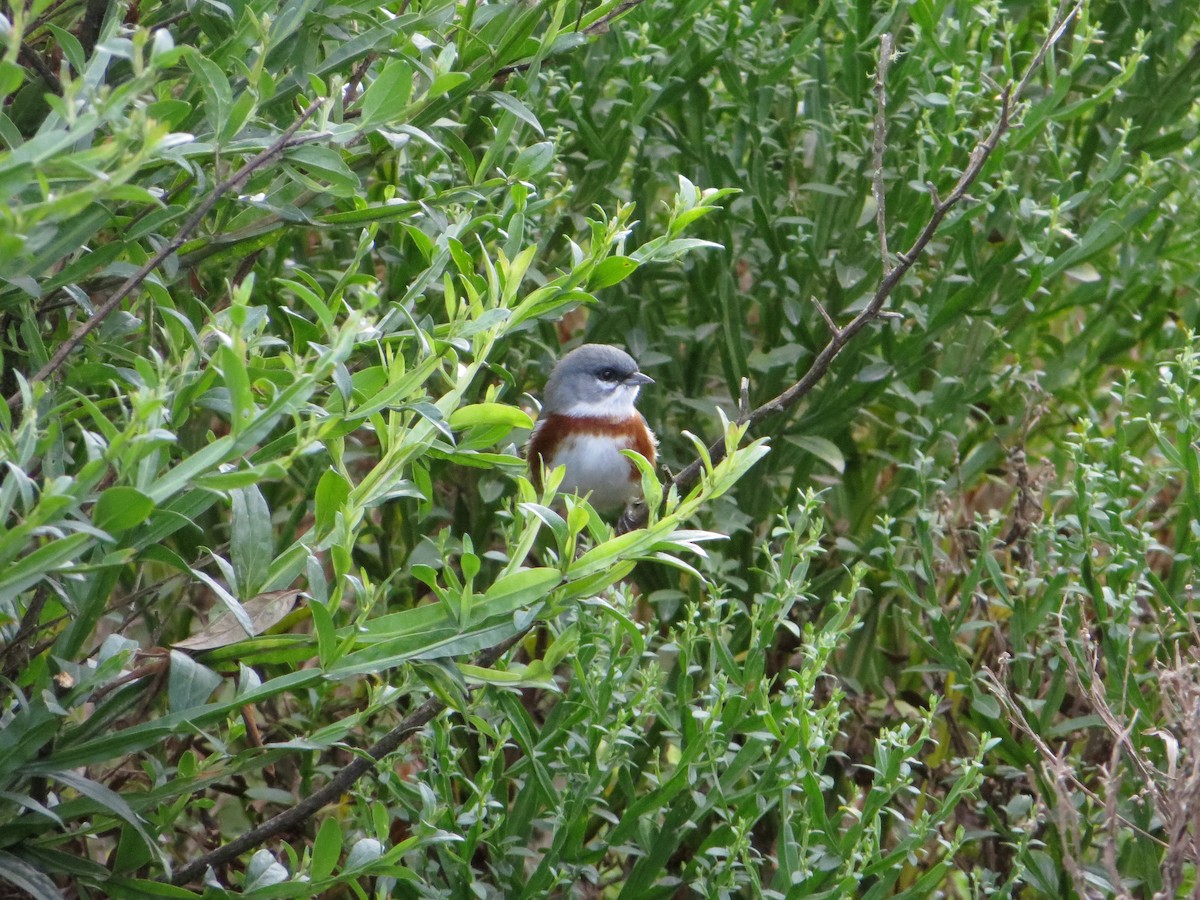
(527, 344, 657, 512)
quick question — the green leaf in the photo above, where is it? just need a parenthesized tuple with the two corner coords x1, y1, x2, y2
(478, 567, 560, 619)
(46, 25, 86, 75)
(426, 71, 469, 100)
(785, 435, 845, 474)
(216, 345, 255, 433)
(231, 485, 273, 599)
(0, 533, 91, 604)
(511, 141, 554, 181)
(48, 771, 161, 867)
(0, 62, 26, 100)
(360, 59, 414, 127)
(449, 403, 533, 431)
(167, 651, 223, 712)
(311, 817, 343, 880)
(285, 144, 360, 195)
(488, 91, 544, 136)
(93, 487, 156, 533)
(185, 52, 232, 135)
(0, 851, 62, 900)
(315, 468, 350, 539)
(100, 880, 198, 899)
(589, 256, 639, 290)
(310, 596, 337, 667)
(970, 692, 1002, 720)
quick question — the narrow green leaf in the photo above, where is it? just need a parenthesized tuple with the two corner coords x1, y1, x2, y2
(93, 487, 155, 534)
(449, 403, 533, 431)
(511, 141, 554, 181)
(315, 469, 350, 538)
(311, 817, 343, 880)
(785, 435, 846, 474)
(231, 485, 273, 599)
(360, 60, 413, 127)
(589, 256, 639, 290)
(167, 651, 223, 712)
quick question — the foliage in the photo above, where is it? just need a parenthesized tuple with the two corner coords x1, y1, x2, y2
(2, 0, 1200, 896)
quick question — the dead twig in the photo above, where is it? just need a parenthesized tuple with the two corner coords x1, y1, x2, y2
(873, 32, 895, 276)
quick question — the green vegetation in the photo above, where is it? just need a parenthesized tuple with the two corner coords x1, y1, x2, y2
(2, 0, 1200, 895)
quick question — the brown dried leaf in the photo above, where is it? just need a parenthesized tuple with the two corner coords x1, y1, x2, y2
(173, 589, 304, 651)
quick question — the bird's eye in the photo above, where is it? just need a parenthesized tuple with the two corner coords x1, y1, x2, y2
(597, 367, 618, 382)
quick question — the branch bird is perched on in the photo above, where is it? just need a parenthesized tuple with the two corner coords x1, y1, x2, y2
(527, 344, 657, 513)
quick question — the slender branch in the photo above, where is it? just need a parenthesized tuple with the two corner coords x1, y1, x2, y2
(582, 0, 646, 36)
(6, 99, 326, 413)
(627, 7, 1079, 526)
(78, 0, 109, 57)
(169, 626, 531, 886)
(736, 377, 751, 424)
(18, 42, 62, 95)
(872, 33, 894, 275)
(810, 295, 841, 338)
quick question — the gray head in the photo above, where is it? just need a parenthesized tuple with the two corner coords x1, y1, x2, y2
(542, 344, 653, 418)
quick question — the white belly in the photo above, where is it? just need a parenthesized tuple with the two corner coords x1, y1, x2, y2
(549, 434, 640, 509)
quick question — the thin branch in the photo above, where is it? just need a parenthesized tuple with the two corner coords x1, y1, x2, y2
(18, 42, 62, 95)
(78, 0, 109, 57)
(343, 53, 377, 106)
(6, 99, 326, 413)
(873, 32, 894, 275)
(626, 7, 1079, 528)
(582, 0, 646, 35)
(810, 295, 841, 338)
(736, 377, 751, 425)
(168, 626, 531, 887)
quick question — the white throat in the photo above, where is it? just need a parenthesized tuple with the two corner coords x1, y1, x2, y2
(559, 385, 640, 419)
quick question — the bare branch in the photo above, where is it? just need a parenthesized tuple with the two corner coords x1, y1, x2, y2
(873, 32, 895, 275)
(78, 0, 108, 56)
(17, 41, 62, 95)
(7, 99, 327, 413)
(625, 7, 1081, 527)
(810, 295, 841, 338)
(737, 377, 751, 424)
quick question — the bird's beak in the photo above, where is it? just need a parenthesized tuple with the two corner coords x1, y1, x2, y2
(625, 372, 654, 386)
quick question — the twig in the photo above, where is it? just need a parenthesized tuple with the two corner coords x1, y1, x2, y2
(581, 0, 645, 35)
(626, 7, 1080, 529)
(18, 42, 62, 95)
(78, 0, 108, 57)
(168, 626, 531, 886)
(6, 99, 326, 413)
(873, 33, 894, 275)
(343, 53, 377, 106)
(810, 295, 841, 338)
(737, 377, 751, 425)
(979, 664, 1163, 846)
(0, 585, 50, 678)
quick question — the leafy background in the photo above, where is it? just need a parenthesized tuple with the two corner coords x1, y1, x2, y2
(2, 0, 1200, 896)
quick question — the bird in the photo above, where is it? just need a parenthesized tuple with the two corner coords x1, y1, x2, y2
(527, 344, 657, 512)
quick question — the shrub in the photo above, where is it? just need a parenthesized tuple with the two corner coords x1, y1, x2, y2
(2, 0, 1199, 896)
